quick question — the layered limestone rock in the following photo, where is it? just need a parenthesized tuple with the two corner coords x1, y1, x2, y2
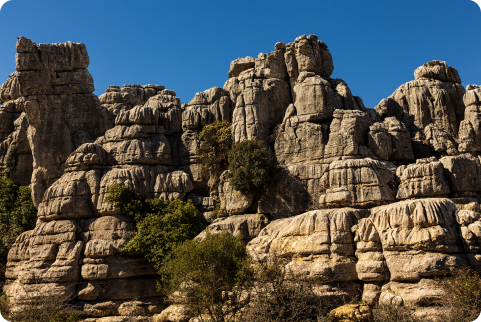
(0, 113, 33, 185)
(375, 60, 465, 158)
(458, 85, 481, 152)
(247, 208, 365, 301)
(0, 36, 109, 205)
(4, 105, 199, 317)
(396, 157, 450, 199)
(99, 84, 167, 128)
(4, 34, 481, 321)
(196, 213, 270, 245)
(368, 117, 414, 162)
(318, 159, 396, 209)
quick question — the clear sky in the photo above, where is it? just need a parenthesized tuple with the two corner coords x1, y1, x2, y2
(0, 0, 480, 109)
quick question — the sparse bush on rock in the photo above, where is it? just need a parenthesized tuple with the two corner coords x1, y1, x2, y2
(0, 292, 79, 322)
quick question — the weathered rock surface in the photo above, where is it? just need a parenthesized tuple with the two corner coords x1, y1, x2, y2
(368, 117, 414, 162)
(258, 163, 329, 218)
(0, 37, 109, 206)
(196, 213, 270, 245)
(319, 159, 396, 209)
(247, 208, 365, 301)
(329, 304, 373, 322)
(396, 158, 450, 199)
(4, 35, 481, 321)
(375, 61, 465, 158)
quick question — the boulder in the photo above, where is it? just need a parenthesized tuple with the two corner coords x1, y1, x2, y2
(329, 304, 373, 322)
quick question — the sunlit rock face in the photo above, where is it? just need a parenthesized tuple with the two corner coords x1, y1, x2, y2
(4, 34, 481, 320)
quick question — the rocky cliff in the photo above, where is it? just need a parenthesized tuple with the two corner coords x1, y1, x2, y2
(1, 34, 481, 321)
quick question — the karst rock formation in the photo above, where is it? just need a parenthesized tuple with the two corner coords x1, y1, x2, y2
(1, 34, 481, 321)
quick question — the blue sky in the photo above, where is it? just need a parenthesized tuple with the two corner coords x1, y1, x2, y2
(0, 0, 480, 109)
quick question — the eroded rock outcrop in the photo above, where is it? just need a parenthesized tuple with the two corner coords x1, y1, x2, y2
(0, 37, 109, 205)
(375, 60, 465, 158)
(3, 34, 481, 321)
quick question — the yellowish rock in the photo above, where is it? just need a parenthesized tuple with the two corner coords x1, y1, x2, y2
(329, 304, 373, 322)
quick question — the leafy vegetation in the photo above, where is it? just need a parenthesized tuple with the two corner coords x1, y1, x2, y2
(197, 121, 233, 180)
(0, 175, 37, 284)
(227, 140, 277, 196)
(159, 232, 254, 322)
(104, 183, 207, 269)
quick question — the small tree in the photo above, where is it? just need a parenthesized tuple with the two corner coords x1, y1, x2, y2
(227, 140, 277, 196)
(104, 183, 207, 270)
(197, 121, 233, 180)
(0, 176, 37, 284)
(159, 232, 254, 322)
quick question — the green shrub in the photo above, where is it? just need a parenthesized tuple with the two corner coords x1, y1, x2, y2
(0, 176, 37, 284)
(197, 121, 233, 180)
(227, 140, 277, 196)
(159, 232, 254, 322)
(104, 183, 207, 270)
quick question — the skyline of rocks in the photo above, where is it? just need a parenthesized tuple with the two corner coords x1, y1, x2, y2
(1, 34, 480, 321)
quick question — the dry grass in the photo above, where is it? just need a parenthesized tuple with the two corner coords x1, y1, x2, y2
(0, 292, 80, 322)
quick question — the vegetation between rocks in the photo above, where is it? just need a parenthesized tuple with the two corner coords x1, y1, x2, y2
(0, 175, 37, 286)
(197, 121, 233, 183)
(104, 183, 207, 270)
(227, 140, 277, 197)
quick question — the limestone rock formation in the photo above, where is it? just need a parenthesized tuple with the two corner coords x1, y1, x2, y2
(3, 34, 481, 321)
(247, 208, 364, 301)
(375, 60, 465, 158)
(0, 37, 109, 205)
(396, 157, 450, 199)
(319, 159, 396, 209)
(196, 213, 270, 245)
(368, 117, 414, 162)
(99, 84, 167, 128)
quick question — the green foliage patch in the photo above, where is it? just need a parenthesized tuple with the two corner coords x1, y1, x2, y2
(159, 232, 254, 322)
(197, 121, 233, 180)
(104, 183, 207, 269)
(227, 140, 277, 196)
(0, 176, 37, 282)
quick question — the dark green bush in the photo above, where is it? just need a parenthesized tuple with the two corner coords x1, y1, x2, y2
(197, 121, 232, 180)
(104, 183, 207, 270)
(159, 232, 254, 322)
(227, 140, 277, 196)
(0, 176, 37, 283)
